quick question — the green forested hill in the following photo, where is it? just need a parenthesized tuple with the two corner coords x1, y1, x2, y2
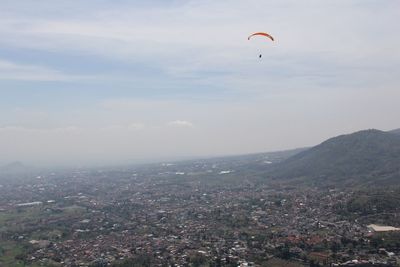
(269, 129, 400, 187)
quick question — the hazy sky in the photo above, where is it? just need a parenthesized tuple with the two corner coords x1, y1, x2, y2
(1, 0, 399, 166)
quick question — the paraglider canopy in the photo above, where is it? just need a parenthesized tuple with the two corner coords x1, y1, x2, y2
(248, 32, 274, 59)
(248, 32, 274, 42)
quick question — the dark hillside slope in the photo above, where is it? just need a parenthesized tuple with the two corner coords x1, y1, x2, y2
(270, 129, 400, 186)
(390, 128, 400, 135)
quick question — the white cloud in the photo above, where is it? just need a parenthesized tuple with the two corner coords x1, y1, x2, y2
(0, 2, 398, 120)
(1, 0, 398, 89)
(0, 59, 90, 81)
(101, 123, 145, 131)
(168, 120, 194, 128)
(0, 125, 82, 134)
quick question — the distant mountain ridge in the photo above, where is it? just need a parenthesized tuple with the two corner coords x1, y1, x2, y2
(0, 161, 33, 173)
(270, 129, 400, 187)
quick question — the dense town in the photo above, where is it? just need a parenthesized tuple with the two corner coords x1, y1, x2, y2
(1, 159, 400, 267)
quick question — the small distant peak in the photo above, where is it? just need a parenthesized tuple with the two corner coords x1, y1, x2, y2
(1, 161, 31, 173)
(353, 129, 383, 134)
